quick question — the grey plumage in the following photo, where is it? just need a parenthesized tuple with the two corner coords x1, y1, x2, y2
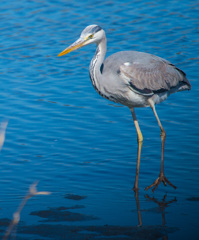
(119, 52, 190, 92)
(95, 50, 191, 106)
(58, 25, 191, 192)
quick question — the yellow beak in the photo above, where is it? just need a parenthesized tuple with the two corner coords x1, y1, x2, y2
(57, 38, 86, 57)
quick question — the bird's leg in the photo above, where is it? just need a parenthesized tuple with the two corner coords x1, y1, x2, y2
(130, 108, 143, 192)
(145, 101, 177, 192)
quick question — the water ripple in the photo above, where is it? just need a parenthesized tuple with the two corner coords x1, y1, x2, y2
(0, 0, 199, 239)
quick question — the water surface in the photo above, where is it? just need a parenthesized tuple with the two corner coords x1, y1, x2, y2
(0, 0, 199, 239)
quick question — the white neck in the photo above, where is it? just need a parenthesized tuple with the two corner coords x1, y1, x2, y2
(89, 36, 107, 97)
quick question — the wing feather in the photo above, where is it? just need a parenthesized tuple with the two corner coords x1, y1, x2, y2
(119, 55, 190, 96)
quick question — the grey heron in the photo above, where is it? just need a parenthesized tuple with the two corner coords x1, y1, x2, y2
(58, 25, 191, 192)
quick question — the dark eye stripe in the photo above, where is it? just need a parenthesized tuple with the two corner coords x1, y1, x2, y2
(92, 25, 102, 33)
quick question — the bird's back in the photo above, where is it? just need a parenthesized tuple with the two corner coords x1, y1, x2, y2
(103, 51, 191, 93)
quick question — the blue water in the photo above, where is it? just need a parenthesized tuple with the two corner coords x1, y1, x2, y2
(0, 0, 199, 239)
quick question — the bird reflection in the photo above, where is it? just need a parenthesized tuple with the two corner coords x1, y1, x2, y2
(134, 192, 177, 226)
(145, 194, 177, 226)
(133, 192, 177, 240)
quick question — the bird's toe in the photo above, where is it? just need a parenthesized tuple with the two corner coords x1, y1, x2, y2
(145, 174, 177, 192)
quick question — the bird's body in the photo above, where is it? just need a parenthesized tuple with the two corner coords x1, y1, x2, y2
(58, 25, 191, 192)
(90, 49, 190, 108)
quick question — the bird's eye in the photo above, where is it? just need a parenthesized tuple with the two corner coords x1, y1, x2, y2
(88, 34, 93, 39)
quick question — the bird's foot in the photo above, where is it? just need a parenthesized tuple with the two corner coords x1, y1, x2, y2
(145, 172, 177, 192)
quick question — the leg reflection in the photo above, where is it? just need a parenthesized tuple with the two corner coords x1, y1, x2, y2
(134, 190, 142, 227)
(133, 192, 177, 239)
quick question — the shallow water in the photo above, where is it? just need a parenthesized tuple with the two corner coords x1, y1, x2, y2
(0, 0, 199, 239)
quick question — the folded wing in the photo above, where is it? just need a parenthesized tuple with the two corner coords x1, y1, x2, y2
(119, 55, 191, 96)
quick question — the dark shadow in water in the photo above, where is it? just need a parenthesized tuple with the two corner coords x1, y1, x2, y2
(30, 205, 98, 222)
(0, 220, 177, 240)
(65, 193, 87, 200)
(186, 197, 199, 201)
(0, 193, 178, 240)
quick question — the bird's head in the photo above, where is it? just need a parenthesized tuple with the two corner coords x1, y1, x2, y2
(58, 25, 105, 57)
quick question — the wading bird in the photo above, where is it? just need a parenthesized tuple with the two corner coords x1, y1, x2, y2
(58, 25, 191, 192)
